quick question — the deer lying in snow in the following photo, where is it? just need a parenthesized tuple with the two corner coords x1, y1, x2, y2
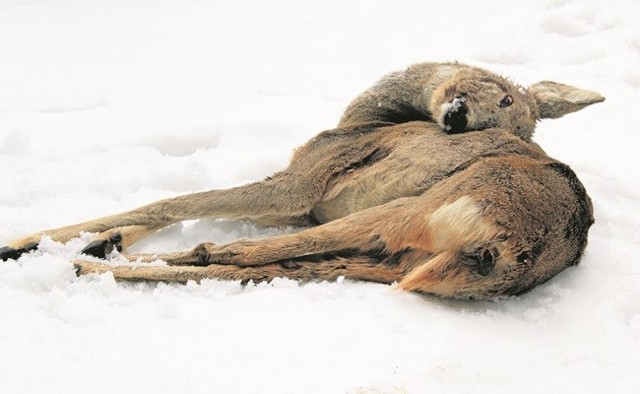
(0, 62, 605, 299)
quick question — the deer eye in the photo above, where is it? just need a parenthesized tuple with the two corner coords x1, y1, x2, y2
(499, 95, 514, 108)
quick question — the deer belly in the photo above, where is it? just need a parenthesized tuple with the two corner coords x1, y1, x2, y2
(311, 164, 427, 223)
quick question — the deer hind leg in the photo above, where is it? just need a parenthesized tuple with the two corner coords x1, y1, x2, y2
(74, 197, 433, 283)
(74, 255, 405, 285)
(74, 246, 505, 297)
(122, 191, 501, 269)
(73, 192, 510, 296)
(120, 195, 431, 268)
(123, 216, 388, 267)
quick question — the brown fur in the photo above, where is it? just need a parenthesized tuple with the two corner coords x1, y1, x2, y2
(1, 63, 604, 299)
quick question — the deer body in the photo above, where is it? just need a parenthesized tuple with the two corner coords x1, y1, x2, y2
(1, 62, 604, 299)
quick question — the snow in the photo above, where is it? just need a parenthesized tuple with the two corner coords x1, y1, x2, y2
(1, 0, 639, 392)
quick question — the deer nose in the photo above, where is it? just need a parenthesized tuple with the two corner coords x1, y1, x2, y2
(443, 97, 468, 134)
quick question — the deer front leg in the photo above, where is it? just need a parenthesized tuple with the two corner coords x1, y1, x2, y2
(0, 176, 321, 262)
(2, 123, 391, 262)
(1, 215, 177, 261)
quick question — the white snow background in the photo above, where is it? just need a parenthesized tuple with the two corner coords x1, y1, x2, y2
(1, 0, 639, 393)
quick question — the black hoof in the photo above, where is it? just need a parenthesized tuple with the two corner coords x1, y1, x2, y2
(81, 240, 112, 259)
(0, 246, 20, 261)
(80, 233, 123, 259)
(0, 242, 38, 261)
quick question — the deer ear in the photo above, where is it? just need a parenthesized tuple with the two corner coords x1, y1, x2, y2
(528, 81, 605, 119)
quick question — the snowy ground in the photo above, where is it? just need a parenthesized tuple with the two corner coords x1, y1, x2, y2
(1, 0, 639, 392)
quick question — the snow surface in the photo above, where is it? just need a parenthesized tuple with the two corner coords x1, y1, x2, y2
(1, 0, 639, 393)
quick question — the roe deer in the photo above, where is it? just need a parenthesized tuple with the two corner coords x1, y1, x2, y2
(0, 63, 604, 299)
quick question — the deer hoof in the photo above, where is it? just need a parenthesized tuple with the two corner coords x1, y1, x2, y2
(80, 233, 123, 259)
(0, 242, 38, 261)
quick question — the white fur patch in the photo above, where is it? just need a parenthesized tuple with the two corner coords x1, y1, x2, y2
(428, 196, 495, 251)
